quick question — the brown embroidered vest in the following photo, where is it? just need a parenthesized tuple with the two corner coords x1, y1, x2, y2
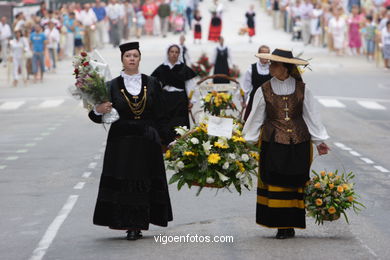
(261, 80, 311, 144)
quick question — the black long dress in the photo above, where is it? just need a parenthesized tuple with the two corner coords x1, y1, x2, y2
(88, 74, 173, 230)
(213, 47, 230, 83)
(151, 63, 196, 132)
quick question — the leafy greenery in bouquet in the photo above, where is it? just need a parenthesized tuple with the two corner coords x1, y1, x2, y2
(202, 91, 237, 116)
(191, 53, 213, 78)
(166, 123, 259, 195)
(305, 170, 365, 225)
(228, 65, 240, 78)
(71, 51, 109, 106)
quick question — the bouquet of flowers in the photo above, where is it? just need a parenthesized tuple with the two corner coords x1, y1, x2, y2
(166, 123, 259, 195)
(191, 54, 213, 78)
(70, 51, 119, 123)
(228, 65, 240, 78)
(305, 170, 365, 225)
(202, 91, 237, 116)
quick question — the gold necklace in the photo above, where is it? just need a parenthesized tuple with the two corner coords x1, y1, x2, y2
(121, 86, 147, 119)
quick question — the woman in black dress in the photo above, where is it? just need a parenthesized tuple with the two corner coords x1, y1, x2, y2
(212, 36, 232, 83)
(89, 42, 173, 241)
(151, 44, 197, 134)
(193, 9, 202, 44)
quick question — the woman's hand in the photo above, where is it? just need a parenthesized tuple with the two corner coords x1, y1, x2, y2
(316, 142, 330, 155)
(95, 102, 112, 114)
(188, 102, 193, 110)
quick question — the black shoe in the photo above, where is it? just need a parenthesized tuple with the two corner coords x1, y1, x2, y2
(276, 228, 295, 239)
(126, 230, 142, 240)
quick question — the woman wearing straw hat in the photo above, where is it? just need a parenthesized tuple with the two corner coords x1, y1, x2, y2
(243, 49, 330, 239)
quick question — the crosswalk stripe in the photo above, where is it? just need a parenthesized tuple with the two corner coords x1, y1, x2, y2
(318, 99, 346, 108)
(356, 101, 386, 110)
(38, 100, 64, 108)
(0, 101, 25, 110)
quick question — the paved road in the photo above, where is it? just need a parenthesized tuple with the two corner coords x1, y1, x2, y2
(0, 0, 389, 259)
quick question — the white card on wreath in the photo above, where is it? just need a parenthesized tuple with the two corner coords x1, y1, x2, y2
(207, 116, 233, 139)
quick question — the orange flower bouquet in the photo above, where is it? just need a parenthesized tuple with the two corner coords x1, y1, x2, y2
(305, 170, 365, 225)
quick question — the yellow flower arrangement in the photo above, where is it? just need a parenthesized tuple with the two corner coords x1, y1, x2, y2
(305, 170, 365, 225)
(202, 91, 237, 116)
(166, 123, 259, 195)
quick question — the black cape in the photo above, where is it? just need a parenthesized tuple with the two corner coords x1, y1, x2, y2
(88, 74, 173, 230)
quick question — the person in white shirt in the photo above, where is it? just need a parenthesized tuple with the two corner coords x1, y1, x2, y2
(45, 20, 60, 71)
(243, 48, 329, 239)
(9, 30, 30, 86)
(106, 0, 122, 47)
(242, 45, 272, 121)
(299, 0, 314, 45)
(0, 16, 12, 65)
(78, 3, 97, 51)
(381, 21, 390, 69)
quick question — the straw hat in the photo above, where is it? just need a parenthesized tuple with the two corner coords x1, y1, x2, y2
(255, 48, 309, 66)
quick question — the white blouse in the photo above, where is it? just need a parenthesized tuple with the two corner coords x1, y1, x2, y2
(242, 76, 329, 145)
(120, 71, 142, 95)
(242, 61, 270, 102)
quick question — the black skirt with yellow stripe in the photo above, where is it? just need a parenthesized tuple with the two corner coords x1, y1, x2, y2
(256, 140, 313, 229)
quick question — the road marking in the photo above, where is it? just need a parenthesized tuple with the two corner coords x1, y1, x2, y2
(47, 127, 56, 131)
(6, 156, 18, 160)
(82, 172, 92, 178)
(374, 166, 390, 173)
(30, 195, 79, 260)
(357, 101, 386, 110)
(349, 151, 361, 157)
(88, 162, 97, 169)
(73, 182, 85, 190)
(34, 137, 44, 141)
(16, 149, 28, 153)
(0, 101, 25, 110)
(0, 165, 7, 170)
(41, 132, 51, 136)
(315, 95, 390, 103)
(318, 99, 346, 108)
(37, 99, 64, 108)
(333, 142, 352, 151)
(360, 158, 374, 164)
(25, 143, 37, 147)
